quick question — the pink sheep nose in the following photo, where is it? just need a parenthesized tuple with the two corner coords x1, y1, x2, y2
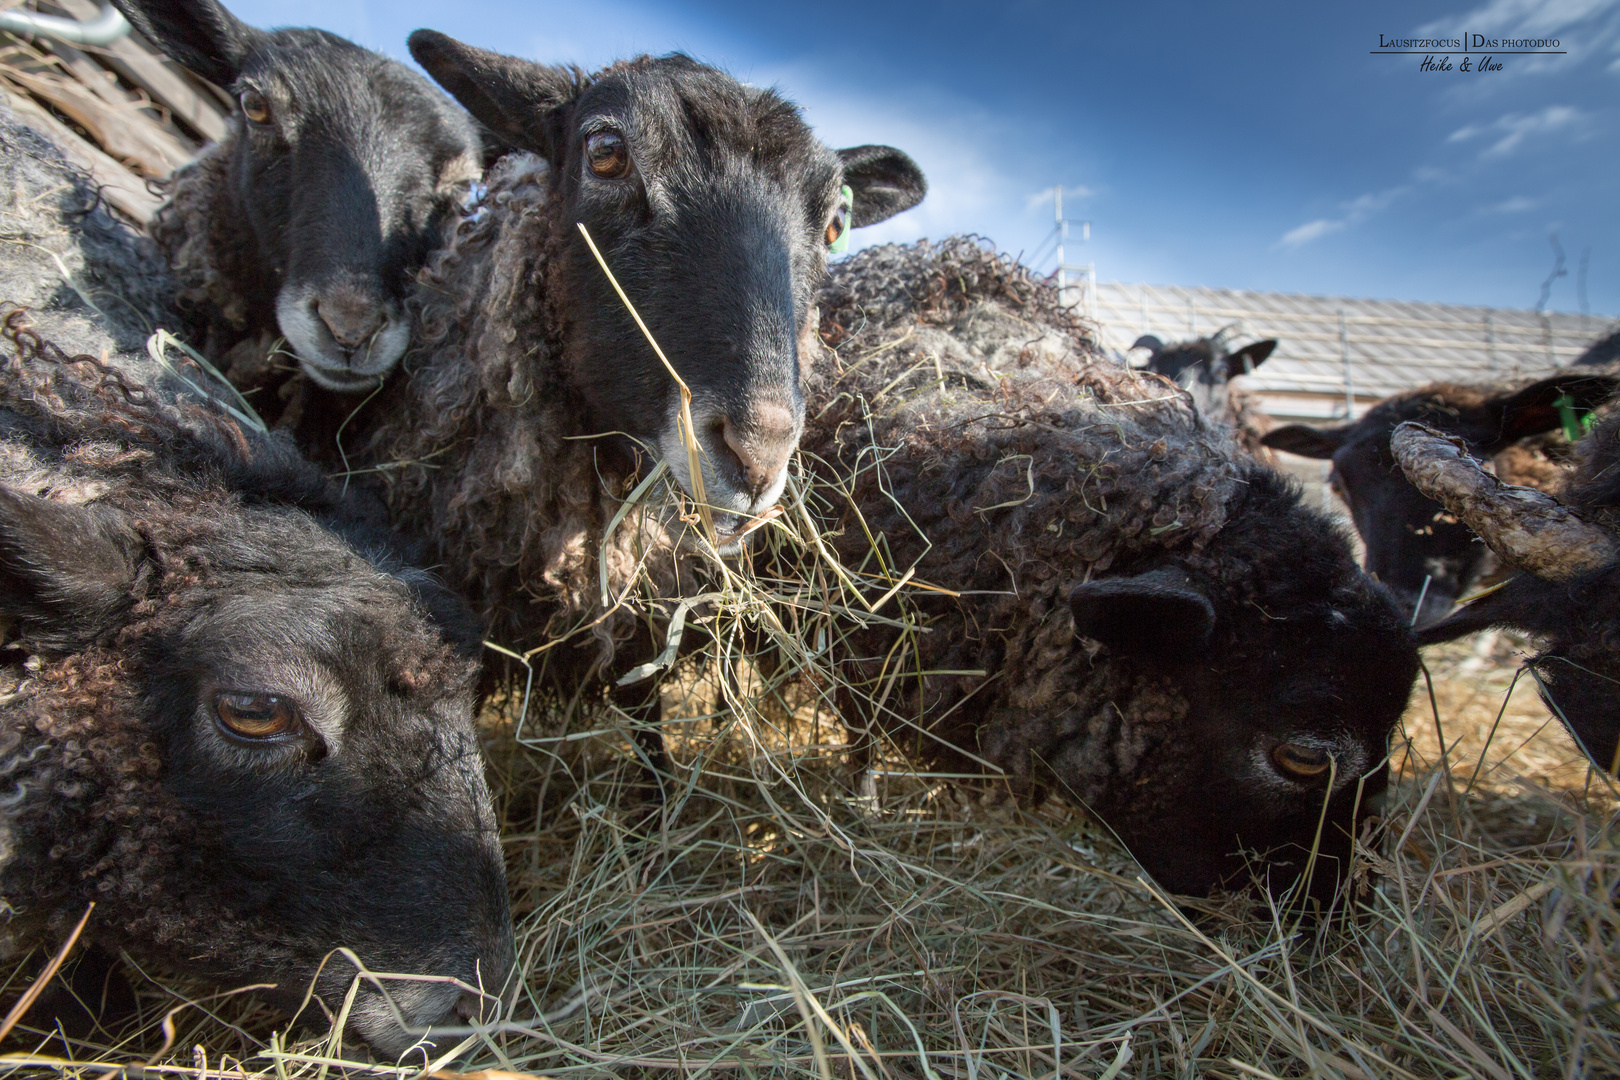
(316, 288, 385, 351)
(722, 403, 797, 498)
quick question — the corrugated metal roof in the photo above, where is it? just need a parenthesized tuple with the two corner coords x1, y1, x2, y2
(1077, 279, 1617, 420)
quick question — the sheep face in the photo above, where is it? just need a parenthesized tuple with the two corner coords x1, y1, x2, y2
(118, 0, 483, 393)
(409, 35, 926, 550)
(1261, 372, 1616, 626)
(0, 490, 511, 1059)
(1129, 335, 1277, 419)
(1056, 562, 1418, 901)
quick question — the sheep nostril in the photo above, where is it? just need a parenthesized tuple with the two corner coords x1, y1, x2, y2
(721, 404, 796, 499)
(452, 989, 491, 1023)
(315, 292, 385, 352)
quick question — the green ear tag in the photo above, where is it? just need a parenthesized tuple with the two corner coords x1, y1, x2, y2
(1553, 392, 1587, 443)
(828, 184, 853, 254)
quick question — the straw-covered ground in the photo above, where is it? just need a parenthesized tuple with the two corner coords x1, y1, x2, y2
(2, 496, 1616, 1080)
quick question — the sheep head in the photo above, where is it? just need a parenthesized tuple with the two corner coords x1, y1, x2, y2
(0, 452, 511, 1060)
(409, 32, 927, 551)
(120, 0, 484, 393)
(1261, 371, 1618, 625)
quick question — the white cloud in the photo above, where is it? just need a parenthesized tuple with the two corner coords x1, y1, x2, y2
(1276, 185, 1410, 248)
(1483, 195, 1541, 212)
(1280, 219, 1343, 247)
(761, 70, 1022, 252)
(1447, 105, 1584, 156)
(1023, 185, 1096, 213)
(1417, 0, 1620, 75)
(1418, 0, 1618, 38)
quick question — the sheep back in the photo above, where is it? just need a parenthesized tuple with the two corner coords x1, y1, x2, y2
(0, 103, 179, 361)
(798, 238, 1415, 898)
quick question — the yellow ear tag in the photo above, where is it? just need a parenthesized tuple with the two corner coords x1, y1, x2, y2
(828, 184, 853, 254)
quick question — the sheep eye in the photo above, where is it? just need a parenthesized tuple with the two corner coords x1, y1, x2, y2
(215, 691, 301, 739)
(239, 90, 272, 126)
(1273, 743, 1332, 779)
(585, 131, 631, 179)
(825, 207, 848, 247)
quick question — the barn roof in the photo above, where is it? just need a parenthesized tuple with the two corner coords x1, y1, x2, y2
(1085, 279, 1618, 421)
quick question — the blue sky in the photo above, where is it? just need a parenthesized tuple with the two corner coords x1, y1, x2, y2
(227, 0, 1619, 315)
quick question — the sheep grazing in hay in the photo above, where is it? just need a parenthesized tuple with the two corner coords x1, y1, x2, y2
(0, 310, 512, 1056)
(789, 238, 1419, 903)
(1398, 410, 1620, 774)
(1261, 369, 1617, 627)
(110, 0, 484, 449)
(0, 106, 510, 1057)
(358, 33, 925, 772)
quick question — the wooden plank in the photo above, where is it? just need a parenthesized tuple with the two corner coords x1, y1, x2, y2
(41, 36, 198, 154)
(50, 0, 227, 143)
(3, 65, 192, 175)
(2, 85, 162, 223)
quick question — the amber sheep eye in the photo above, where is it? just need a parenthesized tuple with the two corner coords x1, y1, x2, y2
(825, 208, 847, 247)
(215, 691, 301, 739)
(585, 131, 631, 178)
(239, 89, 272, 126)
(1273, 743, 1333, 779)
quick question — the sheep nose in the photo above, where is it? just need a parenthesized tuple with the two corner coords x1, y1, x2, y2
(722, 403, 797, 498)
(452, 988, 494, 1024)
(316, 289, 385, 351)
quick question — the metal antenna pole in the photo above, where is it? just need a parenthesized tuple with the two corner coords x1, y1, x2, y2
(1339, 309, 1355, 419)
(1055, 187, 1065, 303)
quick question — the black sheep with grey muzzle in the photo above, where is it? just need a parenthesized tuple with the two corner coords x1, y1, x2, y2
(408, 37, 925, 540)
(114, 0, 483, 424)
(355, 39, 925, 768)
(0, 316, 512, 1059)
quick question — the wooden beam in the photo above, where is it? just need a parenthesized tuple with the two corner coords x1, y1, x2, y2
(3, 65, 192, 176)
(2, 86, 163, 223)
(51, 0, 227, 143)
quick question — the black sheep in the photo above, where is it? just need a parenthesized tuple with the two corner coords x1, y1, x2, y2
(113, 0, 485, 449)
(356, 38, 925, 774)
(1130, 332, 1279, 458)
(794, 239, 1420, 903)
(0, 107, 508, 1055)
(1397, 411, 1620, 774)
(1262, 370, 1616, 625)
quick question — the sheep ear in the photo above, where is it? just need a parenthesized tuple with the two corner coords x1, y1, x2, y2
(1069, 569, 1216, 656)
(398, 571, 487, 660)
(0, 488, 141, 652)
(110, 0, 257, 87)
(1489, 372, 1618, 447)
(837, 146, 927, 226)
(408, 30, 582, 160)
(1260, 423, 1348, 459)
(1218, 339, 1278, 378)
